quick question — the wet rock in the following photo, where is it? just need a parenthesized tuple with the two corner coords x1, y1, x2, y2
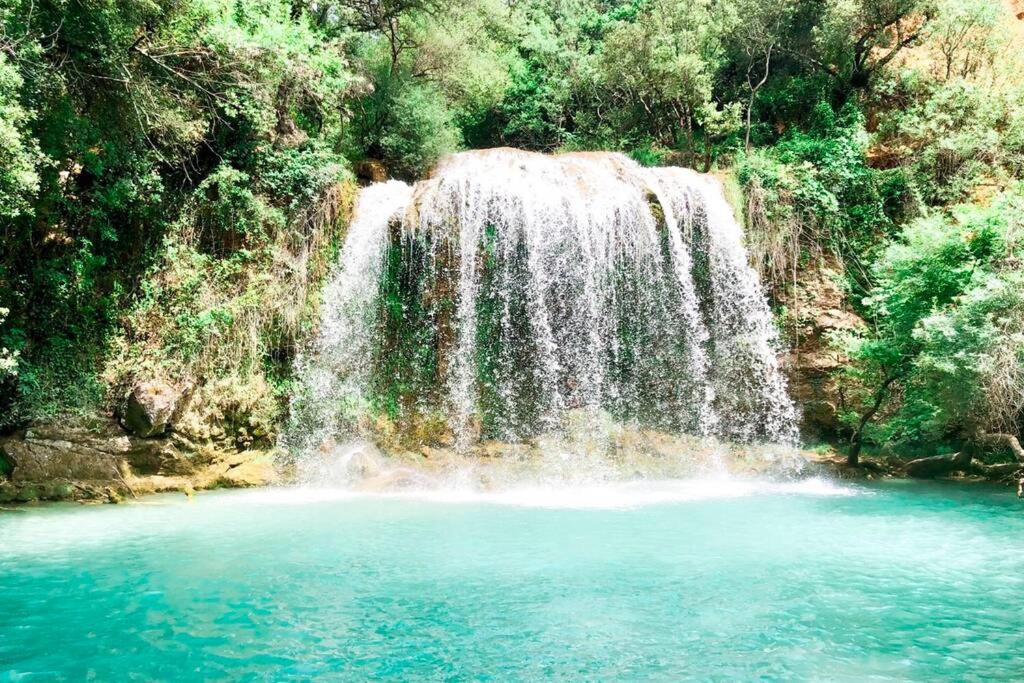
(1, 425, 130, 483)
(0, 481, 19, 503)
(216, 452, 277, 488)
(122, 380, 182, 437)
(0, 419, 280, 504)
(969, 460, 1023, 482)
(355, 467, 432, 491)
(477, 440, 532, 460)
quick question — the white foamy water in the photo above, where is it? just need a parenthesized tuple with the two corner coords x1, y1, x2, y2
(206, 476, 862, 510)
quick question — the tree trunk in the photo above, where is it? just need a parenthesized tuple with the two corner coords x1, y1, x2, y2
(847, 371, 901, 467)
(846, 438, 862, 467)
(745, 93, 755, 153)
(685, 112, 695, 168)
(904, 452, 972, 479)
(745, 46, 772, 153)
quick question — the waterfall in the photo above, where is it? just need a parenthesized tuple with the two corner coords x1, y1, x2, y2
(285, 149, 797, 481)
(285, 181, 413, 459)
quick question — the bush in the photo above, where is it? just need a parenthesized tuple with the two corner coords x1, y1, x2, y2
(874, 77, 1024, 205)
(347, 56, 461, 178)
(736, 104, 893, 296)
(837, 187, 1024, 452)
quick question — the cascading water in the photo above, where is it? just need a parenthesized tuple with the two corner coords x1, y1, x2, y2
(285, 149, 797, 485)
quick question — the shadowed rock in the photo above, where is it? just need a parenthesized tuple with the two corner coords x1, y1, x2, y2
(122, 380, 182, 437)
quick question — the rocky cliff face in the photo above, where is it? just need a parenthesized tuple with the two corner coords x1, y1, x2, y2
(777, 261, 865, 441)
(0, 419, 277, 504)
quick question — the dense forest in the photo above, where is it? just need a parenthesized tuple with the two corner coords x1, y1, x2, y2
(1, 0, 1023, 466)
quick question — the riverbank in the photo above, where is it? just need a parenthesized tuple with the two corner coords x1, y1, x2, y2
(2, 419, 1020, 505)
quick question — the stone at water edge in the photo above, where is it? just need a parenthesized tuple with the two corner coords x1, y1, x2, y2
(970, 461, 1023, 481)
(214, 454, 278, 488)
(122, 380, 181, 437)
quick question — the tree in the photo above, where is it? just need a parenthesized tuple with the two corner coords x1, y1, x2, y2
(928, 0, 1002, 81)
(596, 0, 724, 161)
(725, 0, 795, 150)
(0, 0, 358, 426)
(837, 189, 1019, 465)
(323, 0, 453, 72)
(0, 49, 41, 221)
(796, 0, 935, 91)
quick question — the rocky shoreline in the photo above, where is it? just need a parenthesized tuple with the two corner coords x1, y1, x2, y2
(803, 450, 1023, 489)
(0, 421, 276, 504)
(3, 416, 1020, 506)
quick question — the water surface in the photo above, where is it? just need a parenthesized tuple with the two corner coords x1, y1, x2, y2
(2, 479, 1022, 680)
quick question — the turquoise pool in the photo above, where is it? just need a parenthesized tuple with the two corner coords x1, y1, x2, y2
(2, 479, 1023, 680)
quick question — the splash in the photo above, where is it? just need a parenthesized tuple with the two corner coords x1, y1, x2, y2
(285, 149, 797, 481)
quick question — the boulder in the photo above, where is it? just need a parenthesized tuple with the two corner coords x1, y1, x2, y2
(122, 380, 181, 437)
(903, 452, 973, 479)
(355, 159, 388, 183)
(0, 424, 141, 502)
(0, 419, 282, 503)
(3, 425, 130, 482)
(216, 455, 277, 488)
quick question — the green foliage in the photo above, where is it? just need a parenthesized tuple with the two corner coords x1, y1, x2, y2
(807, 0, 931, 90)
(874, 76, 1024, 205)
(106, 141, 353, 428)
(0, 0, 357, 429)
(928, 0, 1006, 81)
(0, 52, 40, 220)
(838, 188, 1024, 450)
(0, 308, 17, 379)
(348, 62, 461, 178)
(190, 166, 280, 254)
(736, 105, 895, 293)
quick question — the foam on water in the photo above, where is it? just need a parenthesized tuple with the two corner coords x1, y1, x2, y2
(222, 476, 861, 510)
(0, 479, 860, 557)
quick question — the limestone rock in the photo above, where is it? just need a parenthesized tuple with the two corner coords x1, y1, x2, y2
(217, 457, 278, 488)
(0, 423, 141, 502)
(779, 260, 865, 439)
(122, 380, 181, 437)
(0, 419, 280, 504)
(969, 460, 1023, 482)
(3, 425, 129, 483)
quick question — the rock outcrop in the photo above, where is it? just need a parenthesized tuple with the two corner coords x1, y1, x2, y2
(779, 261, 865, 439)
(355, 159, 388, 183)
(903, 451, 974, 479)
(0, 419, 278, 504)
(121, 380, 184, 437)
